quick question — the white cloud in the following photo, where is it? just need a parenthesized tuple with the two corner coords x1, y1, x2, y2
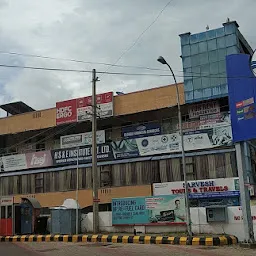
(0, 0, 255, 110)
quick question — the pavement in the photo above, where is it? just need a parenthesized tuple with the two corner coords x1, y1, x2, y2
(1, 242, 256, 256)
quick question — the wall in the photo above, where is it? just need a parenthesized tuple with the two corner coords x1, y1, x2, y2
(81, 207, 256, 240)
(190, 206, 256, 241)
(13, 185, 152, 208)
(0, 85, 184, 135)
(81, 212, 186, 234)
(0, 108, 56, 135)
(114, 84, 184, 116)
(180, 22, 241, 103)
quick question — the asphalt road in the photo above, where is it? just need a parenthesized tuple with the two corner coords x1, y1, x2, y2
(0, 243, 39, 255)
(0, 242, 254, 256)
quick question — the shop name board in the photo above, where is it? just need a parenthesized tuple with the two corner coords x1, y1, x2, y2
(122, 123, 161, 139)
(153, 178, 240, 199)
(52, 143, 113, 165)
(60, 130, 105, 148)
(189, 101, 220, 119)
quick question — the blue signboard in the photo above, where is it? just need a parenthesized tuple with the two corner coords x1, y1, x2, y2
(226, 54, 256, 142)
(112, 195, 186, 225)
(122, 123, 161, 139)
(51, 143, 113, 166)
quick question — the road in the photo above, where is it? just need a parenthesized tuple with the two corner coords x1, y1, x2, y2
(0, 242, 255, 256)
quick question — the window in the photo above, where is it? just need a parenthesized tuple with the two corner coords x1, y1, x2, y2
(35, 173, 43, 193)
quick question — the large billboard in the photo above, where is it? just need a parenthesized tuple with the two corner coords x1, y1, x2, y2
(56, 92, 113, 125)
(226, 54, 256, 142)
(112, 195, 185, 225)
(111, 122, 232, 159)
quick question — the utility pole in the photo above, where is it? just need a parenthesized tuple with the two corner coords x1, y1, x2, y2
(75, 146, 79, 234)
(92, 69, 99, 234)
(235, 142, 255, 243)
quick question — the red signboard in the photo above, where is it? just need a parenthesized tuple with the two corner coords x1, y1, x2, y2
(26, 150, 53, 169)
(56, 99, 77, 125)
(56, 92, 113, 125)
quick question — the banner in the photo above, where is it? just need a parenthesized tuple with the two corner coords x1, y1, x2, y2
(122, 123, 161, 139)
(112, 195, 186, 225)
(52, 143, 113, 166)
(60, 130, 105, 148)
(0, 151, 52, 172)
(153, 178, 240, 199)
(111, 123, 232, 159)
(136, 124, 232, 156)
(56, 92, 113, 125)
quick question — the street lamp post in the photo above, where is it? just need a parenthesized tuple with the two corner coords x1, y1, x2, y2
(157, 56, 192, 237)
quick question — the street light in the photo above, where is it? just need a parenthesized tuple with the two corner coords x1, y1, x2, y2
(157, 56, 192, 237)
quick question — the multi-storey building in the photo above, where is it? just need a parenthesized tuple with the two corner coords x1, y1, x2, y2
(0, 21, 254, 231)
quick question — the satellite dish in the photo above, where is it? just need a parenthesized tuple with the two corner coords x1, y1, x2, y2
(250, 50, 256, 76)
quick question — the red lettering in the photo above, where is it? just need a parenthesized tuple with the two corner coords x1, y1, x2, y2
(223, 186, 228, 191)
(234, 216, 240, 220)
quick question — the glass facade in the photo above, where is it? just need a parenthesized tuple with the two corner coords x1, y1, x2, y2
(180, 21, 251, 103)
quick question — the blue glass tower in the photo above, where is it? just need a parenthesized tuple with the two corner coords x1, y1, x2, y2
(180, 21, 253, 103)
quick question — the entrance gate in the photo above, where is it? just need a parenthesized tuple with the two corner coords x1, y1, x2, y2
(0, 197, 13, 236)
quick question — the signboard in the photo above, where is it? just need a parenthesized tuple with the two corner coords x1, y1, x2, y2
(0, 151, 53, 172)
(153, 178, 240, 199)
(111, 123, 232, 159)
(227, 54, 256, 142)
(56, 92, 113, 125)
(56, 99, 77, 125)
(52, 143, 113, 166)
(60, 130, 105, 148)
(188, 101, 220, 119)
(112, 195, 185, 225)
(122, 123, 161, 139)
(0, 197, 14, 206)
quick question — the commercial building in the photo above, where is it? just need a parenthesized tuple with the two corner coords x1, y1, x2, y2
(0, 20, 255, 238)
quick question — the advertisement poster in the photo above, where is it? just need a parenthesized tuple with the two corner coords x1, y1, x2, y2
(112, 195, 185, 225)
(111, 139, 140, 159)
(153, 178, 240, 199)
(56, 92, 113, 125)
(56, 99, 77, 125)
(122, 123, 161, 139)
(136, 124, 232, 156)
(60, 130, 105, 148)
(0, 151, 53, 172)
(0, 154, 27, 172)
(52, 143, 113, 166)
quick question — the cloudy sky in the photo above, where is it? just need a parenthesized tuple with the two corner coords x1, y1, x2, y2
(0, 0, 255, 112)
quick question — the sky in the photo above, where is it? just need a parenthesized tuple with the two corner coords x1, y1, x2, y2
(0, 0, 255, 112)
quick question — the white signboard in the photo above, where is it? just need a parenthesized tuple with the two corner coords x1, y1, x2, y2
(136, 124, 232, 156)
(60, 130, 105, 148)
(1, 154, 27, 172)
(0, 197, 14, 206)
(153, 178, 240, 199)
